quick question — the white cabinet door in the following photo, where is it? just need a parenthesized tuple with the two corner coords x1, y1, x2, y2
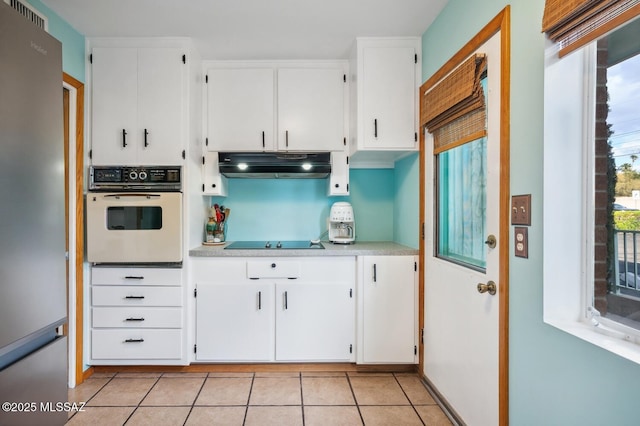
(137, 48, 185, 164)
(276, 282, 354, 361)
(207, 67, 275, 151)
(360, 256, 417, 363)
(362, 46, 417, 150)
(91, 47, 138, 165)
(277, 67, 345, 152)
(91, 47, 184, 165)
(196, 282, 274, 361)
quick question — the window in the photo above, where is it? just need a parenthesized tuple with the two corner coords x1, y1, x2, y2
(544, 15, 640, 364)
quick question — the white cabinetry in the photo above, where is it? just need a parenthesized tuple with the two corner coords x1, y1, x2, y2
(349, 38, 421, 165)
(205, 61, 348, 153)
(277, 66, 346, 152)
(357, 255, 418, 364)
(192, 257, 355, 362)
(206, 67, 275, 152)
(90, 267, 187, 365)
(90, 44, 186, 165)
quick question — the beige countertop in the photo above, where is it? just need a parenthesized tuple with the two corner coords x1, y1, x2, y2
(189, 241, 418, 257)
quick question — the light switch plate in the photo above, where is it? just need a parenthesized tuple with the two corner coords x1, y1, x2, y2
(514, 226, 528, 258)
(511, 194, 531, 226)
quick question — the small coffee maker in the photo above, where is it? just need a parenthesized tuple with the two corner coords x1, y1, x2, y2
(328, 202, 355, 244)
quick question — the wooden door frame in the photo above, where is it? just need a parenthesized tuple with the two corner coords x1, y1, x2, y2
(63, 73, 87, 386)
(418, 7, 510, 425)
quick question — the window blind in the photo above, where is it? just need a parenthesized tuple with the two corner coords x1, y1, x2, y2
(542, 0, 640, 57)
(422, 54, 487, 153)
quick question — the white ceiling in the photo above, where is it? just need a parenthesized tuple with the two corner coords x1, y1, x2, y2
(39, 0, 448, 60)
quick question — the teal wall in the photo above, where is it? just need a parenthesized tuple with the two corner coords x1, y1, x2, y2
(28, 0, 85, 81)
(423, 1, 640, 424)
(211, 169, 398, 242)
(394, 153, 420, 249)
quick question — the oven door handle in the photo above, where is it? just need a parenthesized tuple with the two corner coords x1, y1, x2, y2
(102, 194, 162, 200)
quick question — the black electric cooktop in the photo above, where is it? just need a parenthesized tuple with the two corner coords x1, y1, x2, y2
(225, 240, 324, 250)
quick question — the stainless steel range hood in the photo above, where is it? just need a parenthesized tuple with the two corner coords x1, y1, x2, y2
(218, 152, 331, 178)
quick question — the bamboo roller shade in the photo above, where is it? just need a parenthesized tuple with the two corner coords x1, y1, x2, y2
(422, 53, 487, 152)
(542, 0, 640, 56)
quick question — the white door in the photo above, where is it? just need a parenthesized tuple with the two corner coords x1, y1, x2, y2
(207, 67, 275, 151)
(360, 256, 417, 363)
(196, 283, 274, 361)
(423, 32, 502, 425)
(137, 48, 185, 164)
(91, 47, 137, 165)
(362, 46, 417, 149)
(277, 67, 345, 152)
(276, 282, 354, 361)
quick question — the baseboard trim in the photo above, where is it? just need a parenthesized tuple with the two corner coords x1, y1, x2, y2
(421, 374, 465, 426)
(89, 363, 418, 375)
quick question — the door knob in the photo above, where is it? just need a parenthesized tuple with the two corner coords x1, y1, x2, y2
(484, 234, 497, 249)
(477, 281, 497, 295)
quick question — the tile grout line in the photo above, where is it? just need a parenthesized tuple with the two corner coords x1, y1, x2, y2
(241, 372, 256, 426)
(66, 374, 117, 422)
(299, 372, 305, 426)
(392, 372, 427, 426)
(181, 371, 210, 426)
(122, 374, 162, 425)
(345, 372, 366, 425)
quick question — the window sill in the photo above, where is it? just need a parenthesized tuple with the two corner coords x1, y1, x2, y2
(544, 318, 640, 365)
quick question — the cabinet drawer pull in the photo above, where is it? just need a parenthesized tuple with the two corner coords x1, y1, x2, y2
(144, 128, 149, 147)
(262, 131, 265, 148)
(258, 291, 262, 310)
(124, 295, 145, 300)
(284, 291, 288, 310)
(373, 264, 377, 283)
(374, 119, 378, 138)
(125, 317, 145, 322)
(124, 338, 144, 343)
(122, 129, 127, 147)
(285, 130, 289, 147)
(124, 276, 144, 280)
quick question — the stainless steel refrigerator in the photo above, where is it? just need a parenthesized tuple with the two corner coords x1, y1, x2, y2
(0, 2, 68, 425)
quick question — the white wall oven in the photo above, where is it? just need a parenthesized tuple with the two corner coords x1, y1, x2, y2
(87, 166, 183, 264)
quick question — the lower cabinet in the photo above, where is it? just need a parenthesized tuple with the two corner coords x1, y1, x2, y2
(90, 266, 187, 365)
(357, 255, 418, 364)
(193, 257, 355, 362)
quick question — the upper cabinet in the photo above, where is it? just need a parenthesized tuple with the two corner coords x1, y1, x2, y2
(90, 43, 187, 165)
(277, 66, 346, 152)
(205, 61, 348, 153)
(206, 67, 275, 152)
(349, 38, 421, 165)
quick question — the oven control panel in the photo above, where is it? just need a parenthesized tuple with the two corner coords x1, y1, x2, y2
(90, 166, 181, 191)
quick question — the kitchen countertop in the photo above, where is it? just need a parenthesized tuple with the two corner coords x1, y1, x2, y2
(189, 241, 419, 257)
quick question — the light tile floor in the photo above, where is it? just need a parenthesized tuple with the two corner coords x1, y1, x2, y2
(66, 371, 453, 425)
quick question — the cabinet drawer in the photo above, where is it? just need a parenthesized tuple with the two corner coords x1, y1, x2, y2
(92, 307, 182, 328)
(247, 260, 300, 279)
(91, 329, 183, 360)
(92, 267, 182, 286)
(92, 286, 182, 307)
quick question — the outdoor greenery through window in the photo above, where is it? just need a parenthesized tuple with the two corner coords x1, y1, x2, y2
(601, 18, 640, 331)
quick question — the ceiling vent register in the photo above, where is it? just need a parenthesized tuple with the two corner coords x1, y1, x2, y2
(3, 0, 47, 31)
